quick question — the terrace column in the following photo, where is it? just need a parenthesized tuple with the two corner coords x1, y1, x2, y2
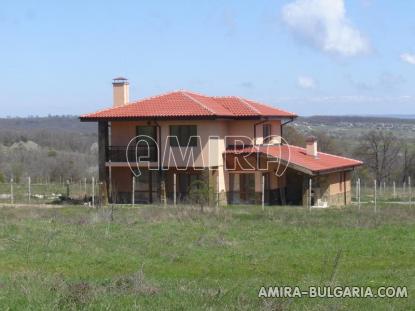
(255, 171, 262, 205)
(98, 120, 109, 205)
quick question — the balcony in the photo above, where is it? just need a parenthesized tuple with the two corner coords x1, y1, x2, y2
(106, 146, 158, 163)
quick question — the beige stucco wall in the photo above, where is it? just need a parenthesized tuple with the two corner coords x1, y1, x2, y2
(226, 120, 281, 145)
(313, 171, 352, 206)
(109, 118, 284, 205)
(111, 119, 282, 169)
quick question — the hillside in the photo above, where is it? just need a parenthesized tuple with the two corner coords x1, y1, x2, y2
(0, 116, 97, 183)
(0, 115, 414, 183)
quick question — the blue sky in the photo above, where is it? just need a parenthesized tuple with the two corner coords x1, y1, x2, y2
(1, 0, 415, 116)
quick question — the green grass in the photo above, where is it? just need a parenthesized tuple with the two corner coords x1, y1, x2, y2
(0, 204, 414, 310)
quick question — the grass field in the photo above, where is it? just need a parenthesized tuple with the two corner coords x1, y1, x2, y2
(0, 204, 414, 310)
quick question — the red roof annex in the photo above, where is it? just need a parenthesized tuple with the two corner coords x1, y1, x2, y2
(225, 145, 362, 175)
(80, 90, 297, 120)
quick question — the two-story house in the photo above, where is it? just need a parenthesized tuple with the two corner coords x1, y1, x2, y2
(80, 78, 362, 207)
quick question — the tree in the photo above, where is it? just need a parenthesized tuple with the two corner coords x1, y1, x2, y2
(353, 131, 401, 183)
(188, 180, 215, 212)
(310, 130, 340, 154)
(401, 142, 415, 183)
(282, 125, 305, 146)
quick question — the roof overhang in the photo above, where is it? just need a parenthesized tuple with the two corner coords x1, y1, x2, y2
(79, 115, 297, 122)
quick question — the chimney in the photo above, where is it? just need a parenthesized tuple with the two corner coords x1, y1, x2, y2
(306, 136, 318, 157)
(112, 77, 129, 107)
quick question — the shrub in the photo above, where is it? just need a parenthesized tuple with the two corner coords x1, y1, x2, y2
(188, 179, 216, 212)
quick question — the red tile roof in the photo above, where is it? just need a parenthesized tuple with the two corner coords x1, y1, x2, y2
(225, 145, 362, 174)
(80, 90, 296, 120)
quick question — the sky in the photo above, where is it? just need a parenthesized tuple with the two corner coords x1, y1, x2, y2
(0, 0, 415, 117)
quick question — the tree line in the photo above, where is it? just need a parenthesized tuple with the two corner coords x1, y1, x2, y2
(284, 126, 415, 184)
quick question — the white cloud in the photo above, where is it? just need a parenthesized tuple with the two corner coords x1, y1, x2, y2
(282, 0, 370, 56)
(400, 53, 415, 65)
(297, 76, 316, 89)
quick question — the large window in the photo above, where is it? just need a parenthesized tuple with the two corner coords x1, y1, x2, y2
(135, 126, 158, 162)
(263, 124, 271, 143)
(136, 126, 157, 146)
(169, 125, 197, 147)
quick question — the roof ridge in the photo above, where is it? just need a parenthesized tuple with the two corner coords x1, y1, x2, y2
(287, 144, 363, 163)
(181, 91, 216, 115)
(129, 90, 184, 105)
(236, 97, 261, 114)
(244, 98, 297, 116)
(316, 149, 363, 163)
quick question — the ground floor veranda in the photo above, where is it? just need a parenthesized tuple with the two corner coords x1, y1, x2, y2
(105, 165, 352, 207)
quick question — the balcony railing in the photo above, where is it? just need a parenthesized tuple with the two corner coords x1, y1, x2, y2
(106, 146, 158, 163)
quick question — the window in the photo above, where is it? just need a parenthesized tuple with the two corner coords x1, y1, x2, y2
(170, 125, 197, 147)
(136, 126, 157, 146)
(135, 126, 158, 162)
(263, 124, 271, 143)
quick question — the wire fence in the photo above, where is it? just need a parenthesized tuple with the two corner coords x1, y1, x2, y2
(0, 178, 97, 205)
(352, 178, 412, 209)
(0, 176, 413, 208)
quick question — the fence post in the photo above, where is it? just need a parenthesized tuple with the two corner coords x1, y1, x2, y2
(173, 173, 177, 207)
(393, 181, 396, 199)
(132, 176, 135, 207)
(309, 178, 312, 212)
(358, 178, 361, 210)
(66, 180, 70, 198)
(355, 179, 359, 202)
(374, 179, 377, 214)
(216, 173, 219, 208)
(84, 177, 87, 197)
(10, 178, 14, 204)
(261, 174, 265, 210)
(92, 177, 95, 208)
(403, 181, 406, 197)
(28, 176, 31, 204)
(409, 176, 412, 207)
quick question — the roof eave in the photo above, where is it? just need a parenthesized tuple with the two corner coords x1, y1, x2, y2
(79, 114, 296, 122)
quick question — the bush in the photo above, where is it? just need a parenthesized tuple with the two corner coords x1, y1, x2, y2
(188, 179, 216, 212)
